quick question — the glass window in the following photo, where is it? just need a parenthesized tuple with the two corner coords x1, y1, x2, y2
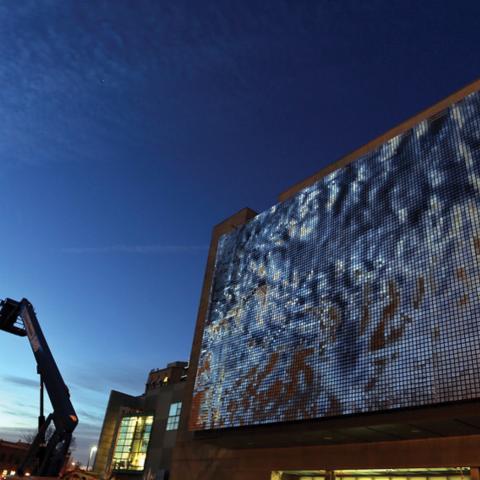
(166, 402, 182, 431)
(111, 415, 154, 471)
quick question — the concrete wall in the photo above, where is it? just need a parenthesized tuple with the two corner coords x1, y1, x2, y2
(143, 381, 186, 479)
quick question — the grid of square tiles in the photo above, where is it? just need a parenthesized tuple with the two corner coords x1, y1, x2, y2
(191, 90, 480, 430)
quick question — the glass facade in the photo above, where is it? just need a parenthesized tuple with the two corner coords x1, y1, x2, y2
(111, 415, 153, 471)
(191, 90, 480, 430)
(166, 403, 182, 431)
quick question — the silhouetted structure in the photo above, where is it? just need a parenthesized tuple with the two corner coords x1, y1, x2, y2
(0, 298, 78, 476)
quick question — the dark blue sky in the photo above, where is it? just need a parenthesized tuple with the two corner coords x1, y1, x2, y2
(0, 0, 478, 463)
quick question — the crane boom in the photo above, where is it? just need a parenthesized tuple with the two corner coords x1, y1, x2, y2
(0, 298, 78, 476)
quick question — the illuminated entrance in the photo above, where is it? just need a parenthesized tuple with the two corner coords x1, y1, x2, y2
(272, 469, 472, 480)
(111, 415, 154, 472)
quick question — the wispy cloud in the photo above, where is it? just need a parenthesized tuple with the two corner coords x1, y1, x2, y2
(2, 375, 38, 388)
(76, 409, 103, 423)
(0, 0, 288, 168)
(0, 0, 334, 169)
(61, 244, 207, 254)
(0, 426, 36, 441)
(68, 363, 146, 396)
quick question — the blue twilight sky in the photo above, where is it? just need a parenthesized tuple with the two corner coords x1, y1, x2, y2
(0, 0, 479, 463)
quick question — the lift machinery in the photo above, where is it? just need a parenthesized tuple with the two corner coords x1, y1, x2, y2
(0, 298, 78, 477)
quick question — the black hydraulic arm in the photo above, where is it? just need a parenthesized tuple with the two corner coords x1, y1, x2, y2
(0, 298, 78, 476)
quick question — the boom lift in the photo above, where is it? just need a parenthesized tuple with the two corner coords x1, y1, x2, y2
(0, 298, 78, 476)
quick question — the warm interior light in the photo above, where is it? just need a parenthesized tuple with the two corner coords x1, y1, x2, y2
(273, 468, 472, 480)
(111, 415, 154, 471)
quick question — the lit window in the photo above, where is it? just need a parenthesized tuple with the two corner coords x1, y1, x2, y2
(111, 415, 153, 471)
(166, 402, 182, 431)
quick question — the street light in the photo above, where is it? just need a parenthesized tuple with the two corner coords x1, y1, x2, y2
(87, 446, 97, 471)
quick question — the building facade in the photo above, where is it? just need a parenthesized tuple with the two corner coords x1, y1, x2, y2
(93, 361, 187, 480)
(170, 79, 480, 480)
(0, 440, 29, 478)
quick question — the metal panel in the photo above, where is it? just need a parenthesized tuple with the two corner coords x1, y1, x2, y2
(191, 90, 480, 431)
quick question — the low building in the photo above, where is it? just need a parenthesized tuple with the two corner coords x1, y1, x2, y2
(0, 440, 29, 477)
(93, 361, 187, 480)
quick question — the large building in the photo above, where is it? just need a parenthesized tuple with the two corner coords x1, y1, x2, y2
(93, 361, 187, 480)
(170, 79, 480, 480)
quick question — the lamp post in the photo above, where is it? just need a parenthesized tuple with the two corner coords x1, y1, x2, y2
(87, 446, 97, 471)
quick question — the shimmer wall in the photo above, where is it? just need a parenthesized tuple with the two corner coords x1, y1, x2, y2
(191, 90, 480, 431)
